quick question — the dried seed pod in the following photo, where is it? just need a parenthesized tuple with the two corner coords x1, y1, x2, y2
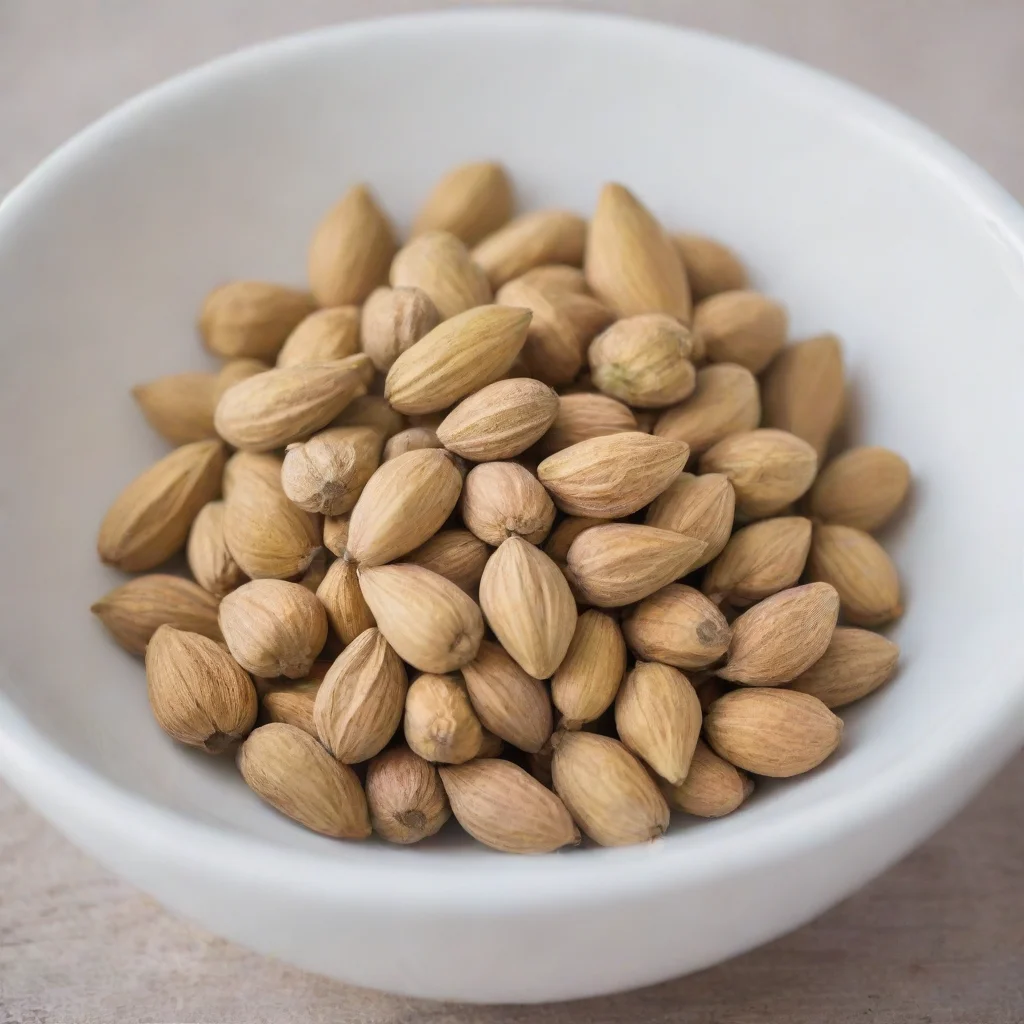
(462, 641, 553, 753)
(382, 427, 443, 461)
(654, 363, 761, 456)
(215, 357, 270, 396)
(589, 314, 696, 408)
(322, 515, 349, 557)
(405, 529, 490, 595)
(297, 549, 329, 594)
(404, 672, 483, 764)
(551, 610, 626, 729)
(281, 426, 383, 516)
(807, 524, 903, 627)
(692, 290, 787, 373)
(661, 740, 753, 817)
(699, 428, 817, 519)
(331, 394, 406, 439)
(239, 723, 370, 838)
(385, 305, 531, 415)
(98, 439, 225, 572)
(460, 462, 555, 546)
(624, 584, 731, 670)
(390, 230, 492, 320)
(537, 432, 689, 518)
(551, 731, 670, 846)
(477, 730, 505, 759)
(308, 184, 397, 306)
(187, 500, 245, 597)
(359, 563, 484, 673)
(543, 516, 609, 566)
(615, 662, 702, 785)
(145, 625, 257, 751)
(478, 538, 577, 679)
(672, 234, 748, 302)
(132, 371, 218, 445)
(808, 446, 911, 532)
(91, 574, 223, 655)
(361, 285, 440, 373)
(585, 183, 691, 322)
(316, 557, 375, 645)
(645, 472, 734, 568)
(313, 628, 407, 762)
(346, 448, 462, 567)
(704, 688, 842, 777)
(761, 333, 845, 458)
(261, 679, 321, 736)
(516, 264, 589, 297)
(413, 161, 513, 245)
(365, 746, 451, 844)
(703, 516, 812, 606)
(199, 281, 316, 360)
(538, 393, 638, 456)
(222, 452, 319, 580)
(565, 524, 706, 608)
(219, 579, 327, 679)
(473, 210, 587, 289)
(789, 627, 899, 708)
(717, 583, 840, 686)
(437, 378, 559, 461)
(276, 306, 361, 368)
(440, 759, 579, 853)
(214, 361, 368, 452)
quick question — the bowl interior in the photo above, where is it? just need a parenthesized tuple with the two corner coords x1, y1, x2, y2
(1, 10, 1023, 878)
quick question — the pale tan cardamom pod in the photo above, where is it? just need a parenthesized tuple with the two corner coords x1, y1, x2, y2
(789, 627, 899, 708)
(361, 285, 440, 372)
(238, 723, 371, 838)
(760, 333, 845, 458)
(215, 358, 270, 397)
(307, 184, 397, 306)
(717, 582, 840, 685)
(261, 679, 322, 736)
(313, 628, 407, 763)
(412, 161, 513, 246)
(365, 745, 451, 844)
(187, 500, 245, 597)
(199, 281, 316, 360)
(515, 264, 589, 297)
(654, 362, 761, 456)
(218, 579, 327, 679)
(699, 428, 817, 519)
(615, 662, 702, 785)
(692, 290, 787, 373)
(382, 426, 443, 461)
(403, 672, 483, 764)
(440, 759, 579, 854)
(462, 640, 553, 753)
(585, 183, 691, 322)
(359, 563, 484, 674)
(672, 233, 748, 303)
(405, 529, 490, 595)
(97, 439, 225, 572)
(390, 230, 493, 320)
(322, 514, 350, 557)
(623, 584, 731, 670)
(537, 432, 689, 518)
(132, 371, 218, 445)
(437, 378, 559, 461)
(281, 425, 383, 516)
(298, 549, 329, 594)
(645, 472, 735, 568)
(704, 688, 842, 777)
(460, 462, 555, 547)
(661, 739, 754, 817)
(276, 306, 362, 368)
(703, 516, 812, 606)
(316, 557, 375, 645)
(478, 537, 577, 679)
(473, 210, 587, 289)
(543, 516, 609, 566)
(565, 524, 706, 608)
(537, 393, 638, 457)
(91, 574, 223, 655)
(808, 446, 911, 532)
(807, 523, 903, 627)
(551, 609, 627, 729)
(145, 625, 257, 752)
(331, 394, 407, 439)
(589, 314, 696, 408)
(551, 731, 670, 847)
(346, 448, 462, 566)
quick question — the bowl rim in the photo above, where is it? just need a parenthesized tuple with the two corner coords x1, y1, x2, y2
(2, 5, 1024, 912)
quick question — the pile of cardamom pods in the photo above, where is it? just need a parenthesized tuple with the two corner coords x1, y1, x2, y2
(92, 162, 909, 852)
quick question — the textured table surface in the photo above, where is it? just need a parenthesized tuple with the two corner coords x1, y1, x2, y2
(2, 3, 1023, 1022)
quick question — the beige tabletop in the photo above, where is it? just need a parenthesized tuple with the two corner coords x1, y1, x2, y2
(2, 2, 1023, 1021)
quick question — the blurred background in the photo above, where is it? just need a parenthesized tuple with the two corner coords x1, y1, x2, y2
(1, 3, 1022, 1022)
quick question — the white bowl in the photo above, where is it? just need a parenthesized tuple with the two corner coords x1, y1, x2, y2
(1, 8, 1023, 1004)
